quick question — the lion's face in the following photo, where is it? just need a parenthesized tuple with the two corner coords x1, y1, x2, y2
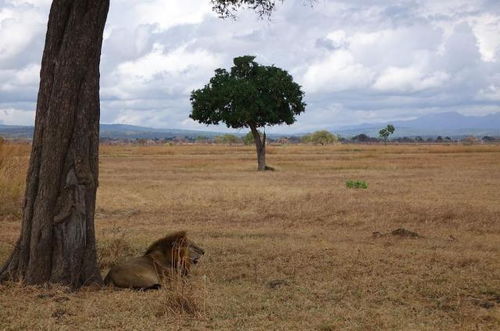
(171, 238, 205, 275)
(188, 240, 205, 265)
(150, 232, 204, 275)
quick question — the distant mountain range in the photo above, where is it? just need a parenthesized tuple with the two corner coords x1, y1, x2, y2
(333, 112, 500, 138)
(99, 124, 223, 139)
(1, 112, 499, 139)
(0, 124, 225, 140)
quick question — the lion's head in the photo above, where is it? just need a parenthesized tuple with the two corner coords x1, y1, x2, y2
(144, 231, 205, 275)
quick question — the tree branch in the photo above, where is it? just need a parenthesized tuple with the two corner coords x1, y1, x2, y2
(212, 0, 280, 18)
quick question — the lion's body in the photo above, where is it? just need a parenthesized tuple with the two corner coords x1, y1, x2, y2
(104, 231, 204, 289)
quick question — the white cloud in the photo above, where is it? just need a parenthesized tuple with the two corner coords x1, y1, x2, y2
(416, 0, 484, 19)
(103, 44, 221, 99)
(0, 107, 35, 125)
(135, 0, 212, 31)
(0, 5, 45, 65)
(117, 44, 219, 82)
(326, 30, 348, 49)
(469, 14, 500, 62)
(478, 84, 500, 101)
(108, 0, 213, 32)
(0, 64, 39, 91)
(373, 66, 449, 92)
(303, 50, 374, 93)
(6, 0, 50, 6)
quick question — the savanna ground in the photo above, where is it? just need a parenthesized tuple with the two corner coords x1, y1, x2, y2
(0, 142, 499, 330)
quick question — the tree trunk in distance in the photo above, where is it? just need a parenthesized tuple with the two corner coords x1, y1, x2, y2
(250, 125, 267, 171)
(0, 0, 109, 288)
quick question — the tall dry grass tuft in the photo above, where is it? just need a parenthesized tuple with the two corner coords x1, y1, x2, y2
(97, 224, 137, 270)
(154, 271, 208, 319)
(0, 143, 29, 218)
(154, 238, 208, 319)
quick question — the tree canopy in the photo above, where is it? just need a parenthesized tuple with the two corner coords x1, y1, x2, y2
(302, 130, 338, 145)
(212, 0, 279, 17)
(379, 124, 395, 143)
(190, 55, 305, 130)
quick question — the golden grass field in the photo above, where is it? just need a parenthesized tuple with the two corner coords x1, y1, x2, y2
(0, 142, 499, 330)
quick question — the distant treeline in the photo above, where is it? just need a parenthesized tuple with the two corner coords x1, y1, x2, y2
(2, 131, 498, 146)
(94, 132, 500, 145)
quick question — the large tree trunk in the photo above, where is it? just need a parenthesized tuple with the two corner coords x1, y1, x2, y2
(0, 0, 109, 288)
(250, 125, 267, 171)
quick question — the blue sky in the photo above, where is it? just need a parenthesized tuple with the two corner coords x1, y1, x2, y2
(0, 0, 499, 133)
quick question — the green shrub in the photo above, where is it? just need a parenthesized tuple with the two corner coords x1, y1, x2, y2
(301, 130, 338, 145)
(346, 180, 368, 189)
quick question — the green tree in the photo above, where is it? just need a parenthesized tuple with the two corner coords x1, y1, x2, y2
(242, 130, 265, 145)
(309, 130, 337, 145)
(1, 0, 290, 288)
(379, 124, 395, 144)
(190, 55, 306, 170)
(301, 134, 312, 144)
(242, 131, 254, 145)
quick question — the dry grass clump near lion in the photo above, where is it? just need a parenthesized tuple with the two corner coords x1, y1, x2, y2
(1, 143, 500, 330)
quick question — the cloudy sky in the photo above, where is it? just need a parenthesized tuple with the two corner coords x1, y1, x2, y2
(1, 0, 499, 133)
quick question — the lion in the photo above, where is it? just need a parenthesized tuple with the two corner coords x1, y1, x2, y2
(103, 231, 204, 290)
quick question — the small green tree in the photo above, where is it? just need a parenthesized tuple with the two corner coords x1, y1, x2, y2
(242, 131, 260, 145)
(301, 134, 312, 144)
(190, 55, 306, 170)
(310, 130, 337, 145)
(379, 124, 395, 144)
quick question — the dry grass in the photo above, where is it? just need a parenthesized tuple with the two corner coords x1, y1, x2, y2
(1, 143, 500, 330)
(0, 143, 29, 219)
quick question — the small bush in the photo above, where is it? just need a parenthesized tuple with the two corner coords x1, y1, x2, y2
(346, 180, 368, 189)
(462, 136, 480, 145)
(302, 130, 338, 145)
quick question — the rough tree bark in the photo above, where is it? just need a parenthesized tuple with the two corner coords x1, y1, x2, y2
(250, 125, 268, 171)
(0, 0, 109, 288)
